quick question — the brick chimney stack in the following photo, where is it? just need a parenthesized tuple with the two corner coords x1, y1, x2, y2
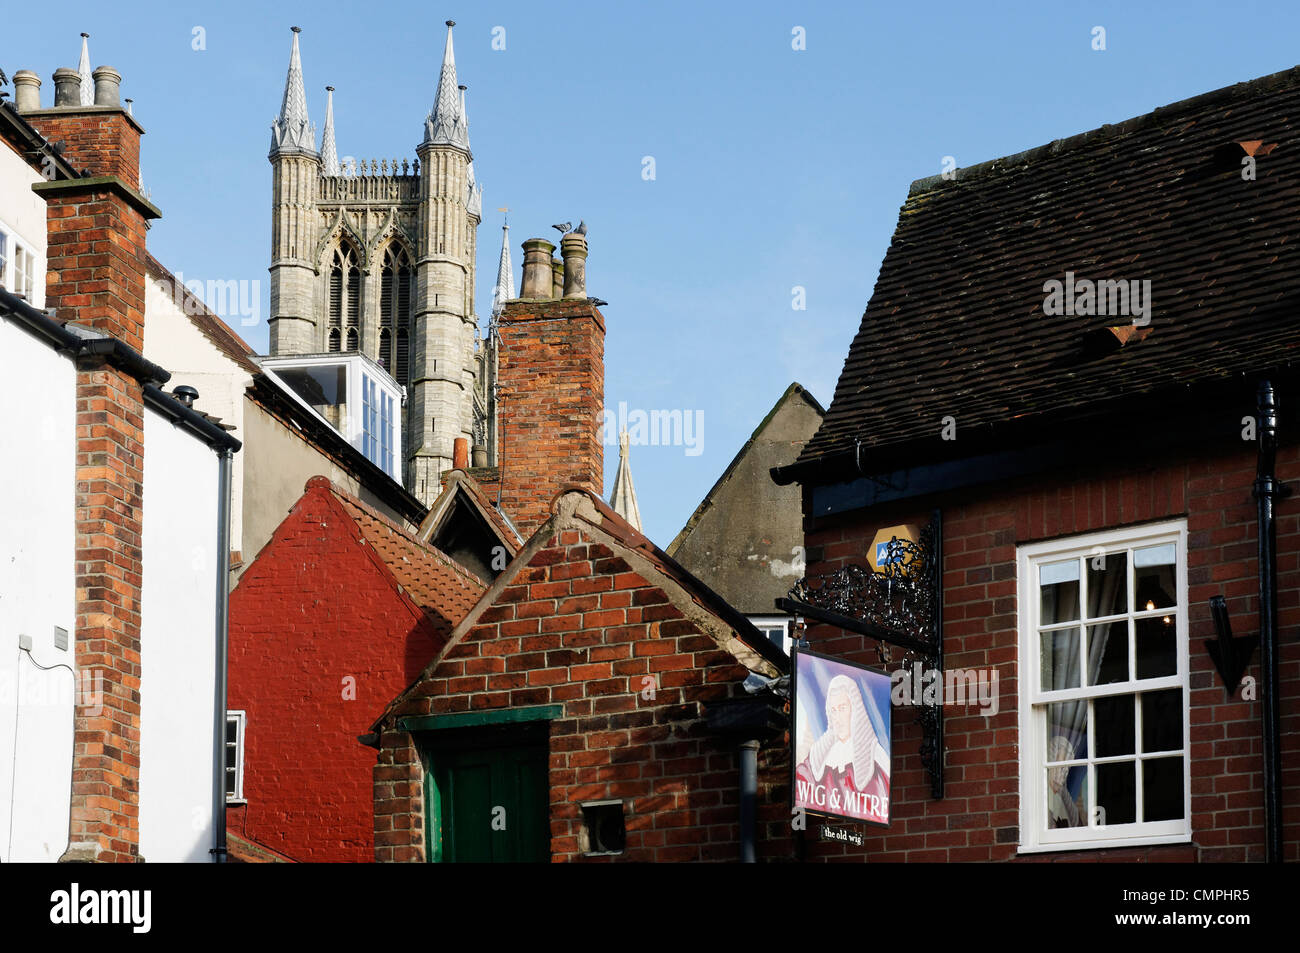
(495, 235, 605, 536)
(18, 55, 162, 862)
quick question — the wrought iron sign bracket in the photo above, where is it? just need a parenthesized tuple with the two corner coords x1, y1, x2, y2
(777, 510, 944, 799)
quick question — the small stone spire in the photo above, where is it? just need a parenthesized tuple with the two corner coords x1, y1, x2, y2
(320, 86, 340, 175)
(424, 21, 470, 152)
(491, 220, 514, 316)
(270, 26, 317, 158)
(77, 33, 93, 107)
(610, 431, 643, 533)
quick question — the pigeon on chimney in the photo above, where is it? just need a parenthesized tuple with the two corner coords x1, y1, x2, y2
(587, 297, 608, 307)
(574, 220, 587, 236)
(0, 68, 8, 87)
(551, 222, 572, 235)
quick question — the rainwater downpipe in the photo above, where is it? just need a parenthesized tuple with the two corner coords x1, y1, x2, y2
(1253, 381, 1284, 864)
(740, 740, 759, 863)
(210, 447, 233, 862)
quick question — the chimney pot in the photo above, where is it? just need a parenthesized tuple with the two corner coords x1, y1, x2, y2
(561, 233, 588, 299)
(520, 238, 556, 299)
(471, 444, 488, 468)
(551, 258, 564, 300)
(12, 71, 41, 112)
(92, 66, 122, 107)
(453, 437, 469, 470)
(52, 68, 81, 107)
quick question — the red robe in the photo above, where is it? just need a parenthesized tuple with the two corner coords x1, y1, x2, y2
(796, 757, 890, 825)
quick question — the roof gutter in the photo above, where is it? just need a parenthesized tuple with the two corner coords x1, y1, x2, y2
(143, 384, 242, 453)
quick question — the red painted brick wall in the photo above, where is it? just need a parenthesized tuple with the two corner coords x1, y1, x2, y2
(376, 527, 791, 862)
(227, 482, 443, 862)
(798, 445, 1300, 862)
(495, 300, 605, 536)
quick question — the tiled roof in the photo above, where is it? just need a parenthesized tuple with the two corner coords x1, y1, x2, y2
(799, 65, 1300, 470)
(145, 254, 261, 376)
(324, 479, 486, 639)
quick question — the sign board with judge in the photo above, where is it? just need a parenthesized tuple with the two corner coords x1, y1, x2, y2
(792, 649, 892, 827)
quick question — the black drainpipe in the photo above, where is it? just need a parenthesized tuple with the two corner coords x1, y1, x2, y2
(1253, 380, 1284, 864)
(739, 740, 759, 863)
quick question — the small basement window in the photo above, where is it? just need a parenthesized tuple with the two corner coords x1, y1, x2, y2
(580, 800, 626, 856)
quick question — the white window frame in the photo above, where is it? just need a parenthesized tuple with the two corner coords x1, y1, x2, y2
(0, 219, 42, 306)
(748, 615, 796, 656)
(1016, 519, 1191, 854)
(226, 710, 247, 804)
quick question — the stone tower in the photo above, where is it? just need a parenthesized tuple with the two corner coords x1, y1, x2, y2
(266, 22, 492, 504)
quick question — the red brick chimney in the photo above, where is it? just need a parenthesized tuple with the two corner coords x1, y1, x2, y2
(495, 233, 604, 537)
(22, 61, 161, 863)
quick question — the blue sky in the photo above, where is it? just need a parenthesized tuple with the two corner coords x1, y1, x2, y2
(6, 1, 1300, 546)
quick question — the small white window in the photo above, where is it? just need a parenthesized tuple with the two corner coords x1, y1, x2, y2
(748, 615, 795, 656)
(226, 711, 247, 803)
(13, 244, 33, 299)
(1017, 520, 1190, 853)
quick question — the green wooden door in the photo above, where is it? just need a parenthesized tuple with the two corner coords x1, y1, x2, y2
(424, 740, 549, 863)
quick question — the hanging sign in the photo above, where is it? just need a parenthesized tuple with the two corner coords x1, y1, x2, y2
(792, 648, 892, 827)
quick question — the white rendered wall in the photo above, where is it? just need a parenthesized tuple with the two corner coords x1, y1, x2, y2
(0, 138, 47, 309)
(0, 316, 76, 862)
(139, 408, 221, 863)
(143, 273, 250, 556)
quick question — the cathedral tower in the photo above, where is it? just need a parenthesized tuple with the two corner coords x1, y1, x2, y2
(266, 23, 491, 505)
(267, 27, 319, 354)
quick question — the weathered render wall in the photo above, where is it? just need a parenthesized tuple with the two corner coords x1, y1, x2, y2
(670, 386, 823, 615)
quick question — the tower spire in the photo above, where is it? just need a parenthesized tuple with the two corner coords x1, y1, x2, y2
(77, 33, 93, 107)
(270, 26, 317, 158)
(610, 432, 643, 533)
(320, 85, 339, 175)
(424, 20, 470, 151)
(491, 219, 514, 316)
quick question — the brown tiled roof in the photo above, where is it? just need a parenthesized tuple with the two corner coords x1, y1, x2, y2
(798, 65, 1300, 471)
(144, 254, 262, 375)
(321, 478, 487, 640)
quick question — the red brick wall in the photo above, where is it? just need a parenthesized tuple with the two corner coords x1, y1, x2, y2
(376, 527, 788, 862)
(64, 364, 146, 863)
(27, 109, 142, 185)
(495, 300, 605, 536)
(799, 445, 1300, 862)
(41, 185, 149, 351)
(227, 482, 443, 862)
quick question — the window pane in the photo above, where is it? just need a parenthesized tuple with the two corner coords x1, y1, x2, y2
(1094, 694, 1135, 757)
(1095, 761, 1136, 825)
(226, 719, 237, 744)
(1087, 621, 1128, 685)
(1039, 559, 1079, 623)
(225, 768, 236, 797)
(1040, 626, 1081, 690)
(1141, 689, 1183, 753)
(1134, 545, 1177, 611)
(1143, 757, 1184, 821)
(1045, 705, 1086, 763)
(1087, 551, 1128, 617)
(1046, 765, 1087, 828)
(1135, 616, 1177, 679)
